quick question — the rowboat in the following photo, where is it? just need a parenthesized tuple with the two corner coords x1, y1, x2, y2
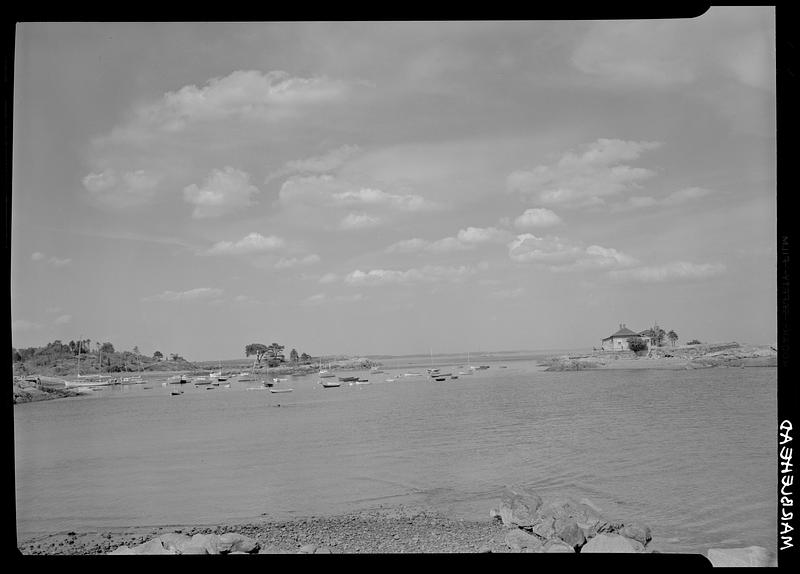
(270, 388, 293, 394)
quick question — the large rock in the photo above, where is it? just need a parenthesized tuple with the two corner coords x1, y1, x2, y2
(107, 545, 136, 555)
(618, 522, 652, 547)
(707, 546, 770, 567)
(530, 515, 556, 540)
(178, 545, 209, 555)
(217, 532, 259, 554)
(581, 534, 644, 553)
(132, 538, 177, 555)
(498, 487, 542, 528)
(154, 532, 193, 553)
(186, 533, 221, 554)
(554, 516, 586, 549)
(504, 528, 544, 552)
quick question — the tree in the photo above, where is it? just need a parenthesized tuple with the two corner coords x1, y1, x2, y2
(687, 339, 702, 345)
(100, 342, 115, 354)
(667, 330, 678, 347)
(627, 337, 648, 353)
(153, 350, 163, 361)
(133, 345, 140, 356)
(290, 348, 299, 363)
(245, 343, 269, 364)
(300, 352, 312, 364)
(267, 343, 285, 362)
(642, 324, 666, 347)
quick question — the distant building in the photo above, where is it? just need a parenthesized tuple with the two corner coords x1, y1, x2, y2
(601, 324, 652, 351)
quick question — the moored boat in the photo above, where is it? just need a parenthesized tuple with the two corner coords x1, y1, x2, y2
(320, 380, 341, 388)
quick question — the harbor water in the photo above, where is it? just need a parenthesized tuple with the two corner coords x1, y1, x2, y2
(14, 355, 778, 554)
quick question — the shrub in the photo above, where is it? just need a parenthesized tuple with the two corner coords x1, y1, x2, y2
(627, 337, 649, 353)
(687, 339, 702, 345)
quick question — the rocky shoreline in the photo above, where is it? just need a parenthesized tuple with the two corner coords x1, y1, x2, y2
(16, 492, 775, 565)
(540, 342, 777, 372)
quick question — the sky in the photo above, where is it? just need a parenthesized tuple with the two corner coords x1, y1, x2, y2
(11, 12, 777, 361)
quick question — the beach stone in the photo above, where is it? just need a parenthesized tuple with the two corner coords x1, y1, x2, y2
(154, 532, 193, 552)
(498, 487, 542, 528)
(132, 538, 176, 555)
(707, 546, 770, 567)
(554, 516, 585, 549)
(544, 540, 575, 553)
(504, 528, 544, 552)
(478, 545, 492, 553)
(314, 546, 332, 554)
(618, 522, 652, 547)
(107, 545, 136, 555)
(529, 515, 556, 540)
(298, 544, 317, 554)
(581, 533, 644, 553)
(217, 532, 259, 554)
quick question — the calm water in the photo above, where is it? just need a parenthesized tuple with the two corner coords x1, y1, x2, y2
(14, 356, 778, 554)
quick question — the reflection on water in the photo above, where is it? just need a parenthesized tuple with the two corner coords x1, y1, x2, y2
(14, 357, 777, 554)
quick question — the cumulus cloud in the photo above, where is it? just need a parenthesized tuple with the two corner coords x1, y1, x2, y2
(609, 261, 727, 283)
(31, 252, 72, 267)
(508, 234, 637, 271)
(507, 138, 661, 208)
(134, 70, 352, 132)
(344, 265, 477, 286)
(302, 292, 364, 306)
(274, 254, 321, 269)
(332, 188, 439, 212)
(339, 212, 382, 230)
(386, 227, 510, 254)
(183, 167, 260, 218)
(513, 208, 563, 229)
(82, 169, 162, 209)
(204, 232, 286, 256)
(142, 287, 224, 302)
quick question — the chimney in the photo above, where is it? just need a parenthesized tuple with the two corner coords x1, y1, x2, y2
(619, 323, 622, 330)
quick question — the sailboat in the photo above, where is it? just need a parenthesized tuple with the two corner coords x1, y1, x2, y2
(459, 352, 474, 375)
(64, 340, 116, 388)
(318, 361, 335, 378)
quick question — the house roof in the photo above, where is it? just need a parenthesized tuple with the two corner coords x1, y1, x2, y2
(602, 326, 640, 340)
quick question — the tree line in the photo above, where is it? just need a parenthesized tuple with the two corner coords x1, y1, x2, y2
(245, 343, 313, 367)
(627, 324, 681, 352)
(12, 339, 185, 373)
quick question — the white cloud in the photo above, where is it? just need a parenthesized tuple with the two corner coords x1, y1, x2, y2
(508, 234, 637, 271)
(136, 70, 352, 132)
(53, 314, 72, 325)
(82, 169, 162, 209)
(183, 167, 260, 218)
(274, 254, 321, 269)
(301, 292, 364, 306)
(386, 227, 510, 254)
(613, 187, 715, 211)
(339, 212, 382, 230)
(609, 261, 727, 283)
(142, 287, 224, 302)
(233, 295, 262, 304)
(31, 252, 72, 267)
(514, 208, 563, 229)
(267, 144, 362, 183)
(507, 138, 661, 208)
(344, 265, 477, 286)
(572, 8, 775, 91)
(319, 273, 338, 284)
(204, 233, 285, 256)
(332, 188, 439, 212)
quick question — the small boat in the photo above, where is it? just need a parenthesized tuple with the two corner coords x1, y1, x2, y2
(338, 376, 359, 382)
(386, 377, 399, 382)
(143, 385, 153, 389)
(355, 380, 371, 385)
(206, 386, 216, 390)
(171, 390, 183, 396)
(450, 376, 459, 379)
(273, 377, 288, 383)
(434, 377, 447, 382)
(320, 380, 341, 388)
(403, 373, 421, 377)
(270, 388, 293, 394)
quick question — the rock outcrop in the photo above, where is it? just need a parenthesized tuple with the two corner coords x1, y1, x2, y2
(490, 488, 649, 554)
(106, 531, 260, 555)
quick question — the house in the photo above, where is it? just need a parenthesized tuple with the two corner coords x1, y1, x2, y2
(601, 324, 652, 351)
